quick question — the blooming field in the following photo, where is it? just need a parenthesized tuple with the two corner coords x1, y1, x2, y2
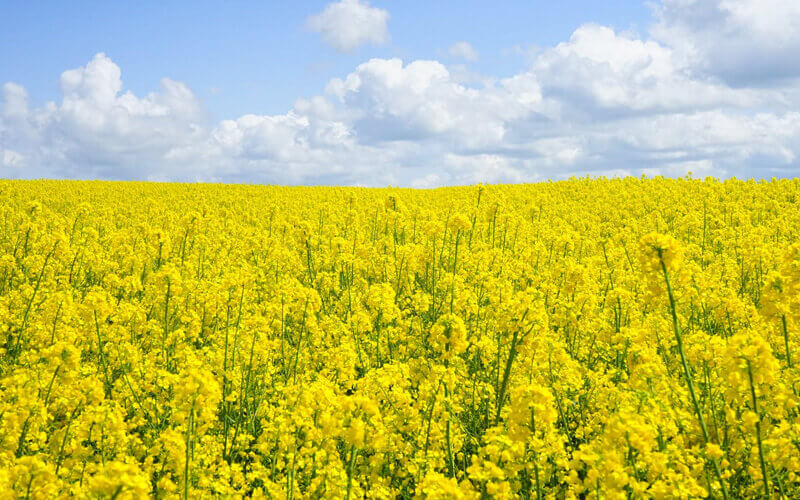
(1, 178, 800, 498)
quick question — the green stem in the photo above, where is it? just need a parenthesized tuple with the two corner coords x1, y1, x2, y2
(184, 404, 194, 500)
(495, 327, 520, 424)
(43, 366, 60, 406)
(746, 361, 770, 498)
(94, 311, 113, 398)
(55, 405, 81, 474)
(13, 243, 56, 360)
(444, 383, 455, 478)
(345, 445, 357, 500)
(658, 253, 729, 500)
(782, 314, 792, 368)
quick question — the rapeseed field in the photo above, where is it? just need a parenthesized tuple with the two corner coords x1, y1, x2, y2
(1, 177, 800, 498)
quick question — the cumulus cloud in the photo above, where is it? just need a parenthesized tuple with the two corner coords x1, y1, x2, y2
(3, 0, 800, 185)
(651, 0, 800, 84)
(306, 0, 389, 52)
(325, 58, 538, 148)
(1, 53, 206, 178)
(448, 41, 479, 62)
(532, 24, 764, 113)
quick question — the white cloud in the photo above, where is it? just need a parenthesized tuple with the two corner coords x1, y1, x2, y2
(448, 41, 479, 62)
(2, 83, 29, 118)
(410, 173, 441, 189)
(1, 53, 206, 179)
(532, 24, 763, 113)
(3, 1, 800, 186)
(1, 149, 24, 168)
(442, 154, 527, 185)
(651, 0, 800, 83)
(306, 0, 389, 52)
(324, 58, 543, 151)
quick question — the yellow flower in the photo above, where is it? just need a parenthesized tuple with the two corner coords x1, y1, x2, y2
(449, 213, 472, 232)
(639, 232, 684, 273)
(2, 178, 800, 498)
(430, 314, 468, 360)
(706, 443, 724, 460)
(86, 461, 151, 499)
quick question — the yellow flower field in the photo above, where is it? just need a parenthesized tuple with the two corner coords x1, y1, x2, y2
(1, 177, 800, 498)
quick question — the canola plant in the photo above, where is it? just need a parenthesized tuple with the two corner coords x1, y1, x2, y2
(1, 177, 800, 498)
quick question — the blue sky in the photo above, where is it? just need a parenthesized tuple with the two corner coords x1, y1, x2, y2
(2, 0, 800, 185)
(1, 1, 650, 119)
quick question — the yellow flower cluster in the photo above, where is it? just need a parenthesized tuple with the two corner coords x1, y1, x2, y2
(1, 176, 800, 498)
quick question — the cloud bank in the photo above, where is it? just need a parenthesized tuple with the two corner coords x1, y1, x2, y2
(2, 0, 799, 185)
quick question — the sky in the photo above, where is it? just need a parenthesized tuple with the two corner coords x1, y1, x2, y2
(1, 0, 800, 186)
